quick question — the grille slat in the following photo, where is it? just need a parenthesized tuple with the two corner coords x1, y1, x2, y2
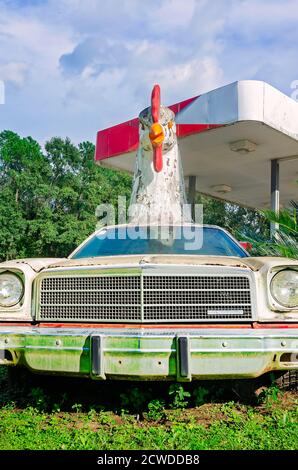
(38, 274, 253, 322)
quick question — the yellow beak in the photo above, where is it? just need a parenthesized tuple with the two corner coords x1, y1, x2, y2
(149, 122, 164, 147)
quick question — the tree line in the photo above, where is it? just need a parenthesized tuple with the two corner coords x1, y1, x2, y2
(0, 130, 269, 261)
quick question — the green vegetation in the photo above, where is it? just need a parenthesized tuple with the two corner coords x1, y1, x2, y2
(257, 199, 298, 258)
(168, 384, 191, 409)
(0, 130, 268, 262)
(0, 367, 297, 450)
(237, 182, 298, 259)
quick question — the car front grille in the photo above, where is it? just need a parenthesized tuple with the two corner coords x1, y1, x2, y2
(37, 273, 253, 322)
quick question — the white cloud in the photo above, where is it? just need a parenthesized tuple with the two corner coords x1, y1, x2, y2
(151, 0, 197, 29)
(142, 56, 223, 103)
(0, 0, 297, 145)
(0, 62, 28, 85)
(0, 4, 75, 72)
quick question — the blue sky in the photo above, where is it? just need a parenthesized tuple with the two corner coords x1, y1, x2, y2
(0, 0, 298, 144)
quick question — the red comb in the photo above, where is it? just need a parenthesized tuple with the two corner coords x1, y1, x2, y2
(151, 84, 160, 123)
(151, 84, 162, 172)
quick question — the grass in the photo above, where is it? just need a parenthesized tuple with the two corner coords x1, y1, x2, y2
(0, 367, 297, 450)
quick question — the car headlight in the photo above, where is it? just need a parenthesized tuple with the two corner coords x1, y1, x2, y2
(0, 273, 24, 307)
(271, 270, 298, 308)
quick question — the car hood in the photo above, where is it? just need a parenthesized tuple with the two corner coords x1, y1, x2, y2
(1, 255, 297, 273)
(35, 254, 298, 272)
(0, 258, 66, 273)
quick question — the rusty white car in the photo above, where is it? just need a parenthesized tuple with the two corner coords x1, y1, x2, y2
(0, 223, 297, 390)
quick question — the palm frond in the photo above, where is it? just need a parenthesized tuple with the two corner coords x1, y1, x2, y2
(261, 209, 297, 235)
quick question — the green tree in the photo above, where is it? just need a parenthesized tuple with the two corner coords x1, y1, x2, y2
(0, 130, 51, 260)
(197, 194, 269, 240)
(0, 132, 132, 261)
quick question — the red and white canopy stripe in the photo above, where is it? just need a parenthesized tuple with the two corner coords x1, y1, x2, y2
(95, 95, 216, 161)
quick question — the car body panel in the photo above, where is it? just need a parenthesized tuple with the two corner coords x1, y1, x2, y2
(0, 224, 297, 380)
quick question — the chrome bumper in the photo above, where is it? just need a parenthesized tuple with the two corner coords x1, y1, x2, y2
(0, 327, 297, 380)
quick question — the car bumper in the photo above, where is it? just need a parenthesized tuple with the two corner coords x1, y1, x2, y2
(0, 326, 298, 381)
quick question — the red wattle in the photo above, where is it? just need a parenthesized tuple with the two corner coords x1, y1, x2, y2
(153, 146, 163, 172)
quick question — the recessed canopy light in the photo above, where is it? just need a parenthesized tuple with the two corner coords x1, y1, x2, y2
(211, 184, 232, 194)
(229, 139, 257, 154)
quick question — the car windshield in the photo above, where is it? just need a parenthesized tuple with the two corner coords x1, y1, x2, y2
(71, 226, 247, 259)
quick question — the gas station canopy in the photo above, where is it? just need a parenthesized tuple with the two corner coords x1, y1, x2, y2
(95, 80, 298, 210)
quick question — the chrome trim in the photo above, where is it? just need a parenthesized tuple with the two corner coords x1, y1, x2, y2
(34, 265, 257, 323)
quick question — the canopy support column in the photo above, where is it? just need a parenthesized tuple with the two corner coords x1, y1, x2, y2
(188, 175, 197, 221)
(270, 159, 280, 238)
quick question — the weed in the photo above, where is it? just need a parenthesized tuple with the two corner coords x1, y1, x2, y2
(2, 401, 16, 411)
(147, 399, 166, 421)
(168, 384, 191, 409)
(258, 385, 283, 407)
(71, 403, 83, 413)
(97, 412, 117, 425)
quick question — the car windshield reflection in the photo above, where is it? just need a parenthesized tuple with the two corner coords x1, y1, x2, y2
(71, 226, 247, 259)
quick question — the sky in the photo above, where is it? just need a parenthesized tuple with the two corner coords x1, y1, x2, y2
(0, 0, 298, 144)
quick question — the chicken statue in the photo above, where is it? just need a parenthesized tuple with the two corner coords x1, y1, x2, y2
(129, 84, 191, 226)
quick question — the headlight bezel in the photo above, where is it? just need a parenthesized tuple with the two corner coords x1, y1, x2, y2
(0, 271, 24, 308)
(270, 268, 298, 310)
